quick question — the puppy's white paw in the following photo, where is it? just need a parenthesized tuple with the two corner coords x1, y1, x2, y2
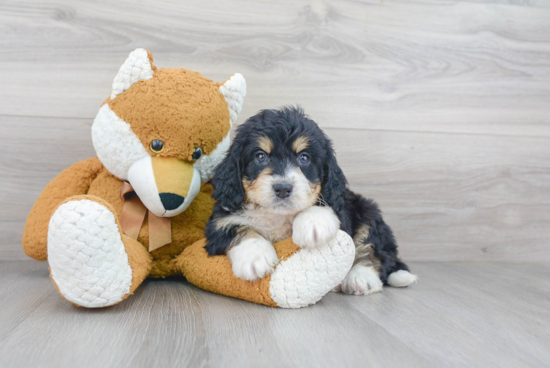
(228, 237, 279, 281)
(292, 206, 340, 248)
(341, 264, 383, 296)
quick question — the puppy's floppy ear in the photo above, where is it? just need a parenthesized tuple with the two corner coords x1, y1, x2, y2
(211, 142, 245, 212)
(321, 139, 348, 213)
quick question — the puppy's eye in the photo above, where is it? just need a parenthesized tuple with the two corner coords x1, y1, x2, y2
(150, 139, 164, 153)
(255, 152, 268, 164)
(298, 153, 310, 165)
(192, 147, 202, 160)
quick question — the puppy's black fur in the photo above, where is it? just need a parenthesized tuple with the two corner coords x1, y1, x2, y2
(205, 106, 410, 285)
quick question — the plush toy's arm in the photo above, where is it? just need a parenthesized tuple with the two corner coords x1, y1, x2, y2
(22, 157, 105, 261)
(177, 231, 356, 308)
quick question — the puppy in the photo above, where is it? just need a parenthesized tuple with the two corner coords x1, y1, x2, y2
(205, 107, 417, 295)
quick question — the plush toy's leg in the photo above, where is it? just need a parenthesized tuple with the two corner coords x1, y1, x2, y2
(47, 195, 151, 308)
(176, 230, 355, 308)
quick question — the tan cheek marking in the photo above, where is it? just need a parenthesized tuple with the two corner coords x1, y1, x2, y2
(292, 136, 309, 153)
(308, 183, 321, 204)
(242, 178, 251, 191)
(257, 136, 273, 154)
(245, 168, 273, 206)
(286, 166, 320, 208)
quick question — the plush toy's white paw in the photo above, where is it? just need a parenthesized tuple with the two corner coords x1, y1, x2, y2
(228, 237, 279, 281)
(48, 199, 133, 308)
(292, 206, 340, 249)
(270, 230, 355, 308)
(340, 264, 383, 296)
(387, 270, 418, 287)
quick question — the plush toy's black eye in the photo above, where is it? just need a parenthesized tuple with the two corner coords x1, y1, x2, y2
(298, 153, 310, 165)
(150, 139, 164, 153)
(192, 147, 203, 160)
(255, 151, 268, 164)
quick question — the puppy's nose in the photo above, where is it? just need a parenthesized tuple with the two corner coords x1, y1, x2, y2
(159, 192, 185, 210)
(273, 183, 293, 199)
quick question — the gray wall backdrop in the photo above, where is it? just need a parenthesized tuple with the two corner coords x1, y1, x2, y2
(1, 0, 549, 261)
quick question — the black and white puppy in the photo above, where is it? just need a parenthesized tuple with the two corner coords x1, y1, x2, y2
(205, 107, 417, 295)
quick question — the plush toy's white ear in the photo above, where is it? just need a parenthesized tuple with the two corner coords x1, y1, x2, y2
(219, 73, 246, 125)
(111, 48, 155, 99)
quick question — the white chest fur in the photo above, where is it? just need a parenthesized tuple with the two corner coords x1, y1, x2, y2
(228, 205, 295, 243)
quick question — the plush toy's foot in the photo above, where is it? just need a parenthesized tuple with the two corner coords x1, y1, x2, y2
(178, 230, 355, 308)
(269, 230, 355, 308)
(48, 196, 151, 308)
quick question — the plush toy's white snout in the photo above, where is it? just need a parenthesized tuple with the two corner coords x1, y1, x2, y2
(127, 156, 201, 217)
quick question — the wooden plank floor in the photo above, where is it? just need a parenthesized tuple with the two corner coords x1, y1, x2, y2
(1, 261, 549, 368)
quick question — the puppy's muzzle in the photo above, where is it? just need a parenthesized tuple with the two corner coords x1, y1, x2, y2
(273, 182, 293, 199)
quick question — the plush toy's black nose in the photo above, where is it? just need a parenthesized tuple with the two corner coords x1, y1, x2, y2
(273, 183, 293, 199)
(159, 193, 185, 210)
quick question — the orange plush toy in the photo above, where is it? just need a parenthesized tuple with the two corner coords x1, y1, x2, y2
(22, 49, 355, 308)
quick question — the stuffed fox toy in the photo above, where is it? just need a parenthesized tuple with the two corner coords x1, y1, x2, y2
(22, 49, 355, 308)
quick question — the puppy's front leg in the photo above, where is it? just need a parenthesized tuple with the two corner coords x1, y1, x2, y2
(292, 206, 340, 248)
(228, 228, 279, 281)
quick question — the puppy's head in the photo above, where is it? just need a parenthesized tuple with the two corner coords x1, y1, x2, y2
(212, 107, 347, 215)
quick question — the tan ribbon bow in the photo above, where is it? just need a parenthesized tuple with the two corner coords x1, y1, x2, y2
(119, 182, 172, 252)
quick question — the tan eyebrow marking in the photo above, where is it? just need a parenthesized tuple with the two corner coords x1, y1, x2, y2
(292, 136, 309, 153)
(257, 136, 273, 153)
